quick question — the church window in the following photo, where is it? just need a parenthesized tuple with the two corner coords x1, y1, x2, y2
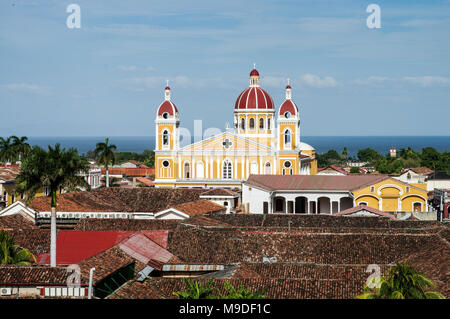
(162, 112, 169, 119)
(196, 162, 204, 179)
(265, 162, 271, 174)
(413, 202, 422, 212)
(184, 162, 190, 179)
(162, 130, 169, 146)
(283, 161, 293, 175)
(267, 118, 271, 130)
(259, 118, 264, 129)
(284, 130, 291, 149)
(249, 118, 255, 130)
(241, 118, 245, 130)
(223, 160, 232, 179)
(284, 112, 291, 118)
(162, 160, 170, 167)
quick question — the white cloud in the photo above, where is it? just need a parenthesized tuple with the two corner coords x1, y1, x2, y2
(117, 65, 137, 72)
(299, 74, 339, 88)
(402, 76, 450, 87)
(353, 76, 393, 85)
(261, 76, 286, 88)
(1, 83, 51, 95)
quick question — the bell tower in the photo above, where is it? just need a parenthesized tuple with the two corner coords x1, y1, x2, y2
(277, 80, 300, 150)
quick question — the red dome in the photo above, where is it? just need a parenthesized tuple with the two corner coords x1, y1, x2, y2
(235, 87, 274, 110)
(157, 100, 178, 116)
(279, 99, 298, 116)
(165, 86, 170, 90)
(250, 69, 259, 76)
(286, 84, 291, 89)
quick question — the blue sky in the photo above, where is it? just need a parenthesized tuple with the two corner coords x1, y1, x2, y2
(1, 0, 450, 137)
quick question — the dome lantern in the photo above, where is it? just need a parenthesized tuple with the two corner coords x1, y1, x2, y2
(249, 63, 260, 87)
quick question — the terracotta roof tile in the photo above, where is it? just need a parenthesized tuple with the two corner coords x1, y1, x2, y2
(246, 174, 388, 192)
(29, 188, 206, 213)
(169, 200, 226, 217)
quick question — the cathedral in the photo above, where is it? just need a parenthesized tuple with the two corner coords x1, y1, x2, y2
(154, 67, 318, 188)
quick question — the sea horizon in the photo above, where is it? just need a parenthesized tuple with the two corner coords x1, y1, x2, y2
(22, 135, 450, 157)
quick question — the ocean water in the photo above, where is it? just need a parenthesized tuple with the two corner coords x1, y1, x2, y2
(26, 136, 449, 157)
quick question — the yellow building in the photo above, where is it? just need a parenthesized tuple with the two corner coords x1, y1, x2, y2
(0, 165, 62, 209)
(154, 68, 318, 188)
(353, 178, 428, 213)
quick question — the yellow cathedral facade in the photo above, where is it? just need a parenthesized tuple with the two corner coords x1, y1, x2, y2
(154, 67, 318, 188)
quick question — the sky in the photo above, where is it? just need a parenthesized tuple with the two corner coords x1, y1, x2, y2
(1, 0, 450, 137)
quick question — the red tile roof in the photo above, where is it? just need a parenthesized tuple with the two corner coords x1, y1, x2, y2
(44, 230, 169, 265)
(246, 174, 388, 192)
(169, 200, 226, 217)
(403, 167, 434, 175)
(200, 188, 239, 197)
(334, 205, 397, 220)
(0, 166, 20, 182)
(135, 177, 154, 187)
(28, 188, 206, 213)
(100, 167, 154, 177)
(0, 265, 87, 286)
(0, 215, 37, 230)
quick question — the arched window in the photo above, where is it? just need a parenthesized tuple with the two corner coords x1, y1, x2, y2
(184, 162, 190, 179)
(413, 202, 422, 212)
(249, 118, 255, 130)
(284, 129, 291, 149)
(196, 162, 204, 179)
(282, 161, 293, 175)
(265, 162, 271, 174)
(259, 118, 264, 129)
(241, 118, 245, 130)
(162, 130, 169, 146)
(267, 118, 271, 130)
(250, 162, 258, 174)
(223, 160, 232, 179)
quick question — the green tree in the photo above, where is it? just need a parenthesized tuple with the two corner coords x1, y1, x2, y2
(341, 147, 348, 160)
(0, 230, 36, 265)
(420, 147, 440, 170)
(317, 149, 342, 167)
(0, 136, 15, 164)
(357, 148, 383, 162)
(15, 144, 90, 267)
(215, 280, 267, 299)
(356, 263, 445, 299)
(173, 279, 267, 299)
(350, 167, 360, 174)
(173, 279, 215, 299)
(94, 138, 117, 188)
(11, 136, 31, 162)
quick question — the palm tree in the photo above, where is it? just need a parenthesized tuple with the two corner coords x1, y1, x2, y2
(0, 231, 36, 265)
(15, 144, 90, 267)
(356, 263, 445, 299)
(94, 138, 117, 188)
(11, 136, 31, 162)
(0, 136, 15, 164)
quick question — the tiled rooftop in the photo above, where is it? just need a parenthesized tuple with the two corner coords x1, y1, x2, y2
(169, 200, 226, 217)
(246, 174, 389, 191)
(28, 188, 206, 213)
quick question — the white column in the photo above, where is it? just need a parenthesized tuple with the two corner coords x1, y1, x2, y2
(210, 154, 214, 178)
(379, 198, 383, 210)
(178, 154, 181, 178)
(217, 155, 220, 179)
(259, 157, 263, 174)
(246, 156, 249, 179)
(273, 157, 277, 174)
(234, 156, 238, 179)
(241, 155, 245, 179)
